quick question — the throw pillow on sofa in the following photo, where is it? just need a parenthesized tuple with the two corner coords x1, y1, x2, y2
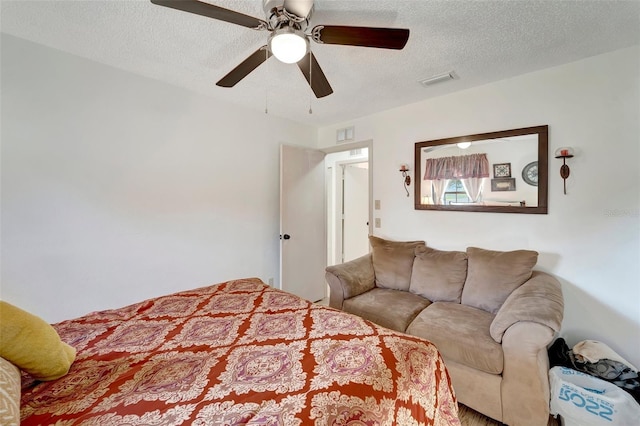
(409, 246, 468, 303)
(369, 236, 425, 291)
(461, 247, 538, 314)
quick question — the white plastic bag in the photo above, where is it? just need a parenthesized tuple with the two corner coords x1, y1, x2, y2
(549, 366, 640, 425)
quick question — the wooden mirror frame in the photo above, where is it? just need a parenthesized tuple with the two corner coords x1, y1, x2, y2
(414, 125, 548, 214)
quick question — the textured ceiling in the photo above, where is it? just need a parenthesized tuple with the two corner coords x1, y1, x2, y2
(2, 0, 639, 126)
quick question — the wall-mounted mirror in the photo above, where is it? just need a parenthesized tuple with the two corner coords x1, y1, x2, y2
(414, 125, 548, 214)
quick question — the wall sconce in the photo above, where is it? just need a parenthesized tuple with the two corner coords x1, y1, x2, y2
(399, 164, 411, 197)
(555, 147, 574, 195)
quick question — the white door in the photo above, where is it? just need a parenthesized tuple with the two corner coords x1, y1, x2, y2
(280, 144, 326, 302)
(343, 163, 370, 262)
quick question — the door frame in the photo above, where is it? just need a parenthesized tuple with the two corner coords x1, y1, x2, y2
(322, 140, 373, 265)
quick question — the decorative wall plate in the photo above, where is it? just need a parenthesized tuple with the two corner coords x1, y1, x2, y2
(522, 161, 538, 186)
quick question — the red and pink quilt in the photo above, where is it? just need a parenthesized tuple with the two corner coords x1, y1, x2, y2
(21, 278, 460, 425)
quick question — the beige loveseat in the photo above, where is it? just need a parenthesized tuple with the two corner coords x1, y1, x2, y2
(325, 236, 564, 426)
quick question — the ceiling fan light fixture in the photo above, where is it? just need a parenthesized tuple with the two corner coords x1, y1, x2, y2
(151, 0, 410, 98)
(269, 27, 309, 64)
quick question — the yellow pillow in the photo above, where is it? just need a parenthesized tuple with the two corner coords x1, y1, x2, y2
(0, 301, 76, 381)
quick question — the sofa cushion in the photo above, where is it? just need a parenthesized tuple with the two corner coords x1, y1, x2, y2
(406, 302, 503, 375)
(369, 236, 425, 291)
(343, 288, 431, 332)
(409, 246, 468, 303)
(461, 247, 538, 314)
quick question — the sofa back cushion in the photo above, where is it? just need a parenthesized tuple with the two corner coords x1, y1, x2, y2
(461, 247, 538, 313)
(369, 236, 425, 291)
(409, 246, 468, 303)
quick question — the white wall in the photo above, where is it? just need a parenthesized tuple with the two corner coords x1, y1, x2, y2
(1, 35, 317, 322)
(318, 46, 640, 368)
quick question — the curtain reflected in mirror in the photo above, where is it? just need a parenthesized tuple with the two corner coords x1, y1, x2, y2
(414, 126, 548, 214)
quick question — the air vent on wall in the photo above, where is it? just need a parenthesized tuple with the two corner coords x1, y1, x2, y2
(336, 126, 355, 144)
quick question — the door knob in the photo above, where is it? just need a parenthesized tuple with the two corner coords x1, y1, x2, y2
(281, 234, 291, 240)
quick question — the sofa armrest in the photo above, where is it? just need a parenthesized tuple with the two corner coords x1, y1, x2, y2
(501, 321, 556, 426)
(490, 271, 564, 343)
(325, 254, 375, 309)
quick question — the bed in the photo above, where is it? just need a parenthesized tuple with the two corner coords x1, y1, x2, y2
(17, 278, 460, 425)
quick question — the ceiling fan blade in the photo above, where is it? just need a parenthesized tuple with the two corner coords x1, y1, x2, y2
(312, 25, 409, 49)
(216, 46, 271, 88)
(283, 0, 314, 19)
(297, 52, 333, 98)
(150, 0, 267, 30)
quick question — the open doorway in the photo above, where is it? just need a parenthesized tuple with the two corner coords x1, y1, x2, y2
(325, 147, 371, 267)
(279, 141, 371, 303)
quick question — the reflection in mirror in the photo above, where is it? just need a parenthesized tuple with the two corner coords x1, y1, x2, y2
(414, 126, 548, 214)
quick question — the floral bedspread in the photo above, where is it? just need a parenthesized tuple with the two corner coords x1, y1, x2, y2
(21, 278, 460, 425)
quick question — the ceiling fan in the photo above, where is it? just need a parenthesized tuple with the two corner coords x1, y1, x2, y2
(150, 0, 410, 98)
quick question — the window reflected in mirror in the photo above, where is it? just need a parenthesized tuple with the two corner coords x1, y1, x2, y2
(414, 126, 548, 214)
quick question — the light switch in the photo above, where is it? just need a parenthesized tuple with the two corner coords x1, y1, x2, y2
(375, 218, 381, 228)
(374, 200, 381, 210)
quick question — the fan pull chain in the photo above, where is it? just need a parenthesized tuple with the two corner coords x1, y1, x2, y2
(308, 49, 313, 114)
(265, 47, 269, 114)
